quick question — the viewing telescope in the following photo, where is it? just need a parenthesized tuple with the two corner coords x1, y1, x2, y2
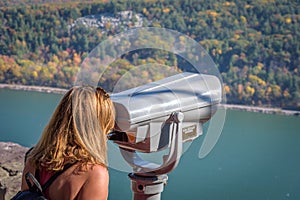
(109, 72, 221, 152)
(108, 72, 222, 200)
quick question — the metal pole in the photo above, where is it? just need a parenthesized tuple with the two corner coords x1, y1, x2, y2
(129, 173, 168, 200)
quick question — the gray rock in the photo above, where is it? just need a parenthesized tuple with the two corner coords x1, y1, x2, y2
(0, 142, 29, 200)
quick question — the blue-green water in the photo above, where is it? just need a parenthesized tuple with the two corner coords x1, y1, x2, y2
(0, 88, 299, 200)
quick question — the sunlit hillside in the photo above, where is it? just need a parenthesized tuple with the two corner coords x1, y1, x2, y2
(0, 0, 299, 109)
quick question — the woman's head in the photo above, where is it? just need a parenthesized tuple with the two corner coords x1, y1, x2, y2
(28, 86, 115, 170)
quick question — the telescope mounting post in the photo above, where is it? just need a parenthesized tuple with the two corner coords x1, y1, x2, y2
(128, 173, 168, 200)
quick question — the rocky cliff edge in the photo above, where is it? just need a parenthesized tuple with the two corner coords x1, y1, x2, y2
(0, 142, 28, 200)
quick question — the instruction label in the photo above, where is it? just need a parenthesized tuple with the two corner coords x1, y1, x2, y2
(182, 124, 197, 141)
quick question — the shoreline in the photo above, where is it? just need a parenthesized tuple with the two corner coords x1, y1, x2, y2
(220, 104, 299, 116)
(1, 83, 299, 116)
(0, 83, 68, 94)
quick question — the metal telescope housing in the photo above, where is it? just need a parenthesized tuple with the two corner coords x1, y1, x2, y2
(109, 72, 222, 153)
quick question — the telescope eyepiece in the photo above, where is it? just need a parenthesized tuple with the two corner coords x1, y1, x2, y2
(107, 131, 128, 142)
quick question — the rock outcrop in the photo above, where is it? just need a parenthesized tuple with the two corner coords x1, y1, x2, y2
(0, 142, 28, 200)
(69, 11, 146, 33)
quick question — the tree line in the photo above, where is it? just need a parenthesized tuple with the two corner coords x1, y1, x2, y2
(0, 0, 299, 109)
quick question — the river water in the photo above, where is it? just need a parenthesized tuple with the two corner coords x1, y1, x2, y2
(0, 88, 299, 200)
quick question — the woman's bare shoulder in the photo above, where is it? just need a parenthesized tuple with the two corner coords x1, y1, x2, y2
(47, 163, 109, 199)
(88, 164, 108, 177)
(75, 164, 109, 200)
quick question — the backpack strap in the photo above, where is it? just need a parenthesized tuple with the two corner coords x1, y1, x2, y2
(25, 172, 43, 193)
(41, 163, 75, 191)
(25, 162, 75, 196)
(24, 147, 34, 163)
(24, 148, 76, 193)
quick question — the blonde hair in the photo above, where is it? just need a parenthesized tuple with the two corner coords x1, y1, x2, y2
(27, 86, 115, 171)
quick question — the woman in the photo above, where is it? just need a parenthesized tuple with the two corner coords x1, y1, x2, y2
(21, 86, 115, 199)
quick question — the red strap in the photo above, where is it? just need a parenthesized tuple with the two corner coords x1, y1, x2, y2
(39, 168, 55, 186)
(39, 168, 55, 198)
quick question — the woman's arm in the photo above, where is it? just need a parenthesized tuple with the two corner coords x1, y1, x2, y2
(21, 161, 35, 191)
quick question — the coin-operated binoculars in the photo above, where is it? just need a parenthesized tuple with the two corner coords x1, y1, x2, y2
(108, 72, 222, 200)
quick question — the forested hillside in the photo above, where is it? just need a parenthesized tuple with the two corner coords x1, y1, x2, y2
(0, 0, 299, 109)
